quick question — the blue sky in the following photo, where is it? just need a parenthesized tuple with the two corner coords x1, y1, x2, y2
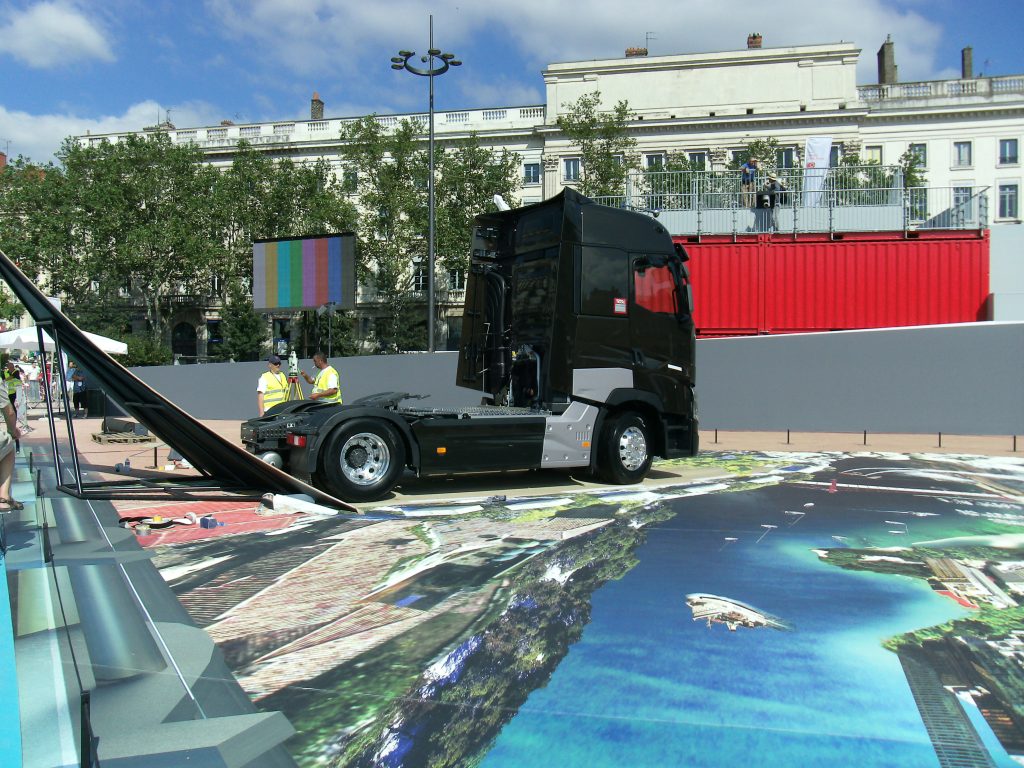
(1, 0, 1021, 164)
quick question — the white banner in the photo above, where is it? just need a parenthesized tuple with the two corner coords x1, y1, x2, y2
(803, 137, 833, 207)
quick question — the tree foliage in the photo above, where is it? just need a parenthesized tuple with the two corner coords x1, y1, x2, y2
(339, 118, 520, 353)
(217, 285, 268, 362)
(297, 308, 358, 359)
(339, 115, 428, 353)
(556, 92, 638, 197)
(0, 134, 357, 354)
(433, 136, 521, 277)
(729, 137, 782, 170)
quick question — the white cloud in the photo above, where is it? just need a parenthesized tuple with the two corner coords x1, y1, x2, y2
(0, 100, 224, 164)
(204, 0, 951, 84)
(0, 1, 115, 68)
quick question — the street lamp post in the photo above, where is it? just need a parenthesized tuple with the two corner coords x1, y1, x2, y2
(392, 15, 461, 353)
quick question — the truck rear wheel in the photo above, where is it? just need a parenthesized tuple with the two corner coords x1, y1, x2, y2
(319, 419, 406, 502)
(598, 411, 653, 485)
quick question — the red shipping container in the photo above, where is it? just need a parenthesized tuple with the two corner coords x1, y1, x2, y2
(674, 230, 990, 337)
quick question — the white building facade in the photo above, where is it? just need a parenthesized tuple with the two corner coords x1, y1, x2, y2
(80, 36, 1024, 351)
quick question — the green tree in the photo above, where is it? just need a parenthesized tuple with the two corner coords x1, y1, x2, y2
(0, 287, 23, 322)
(218, 286, 268, 361)
(898, 148, 927, 187)
(123, 335, 173, 367)
(728, 137, 781, 170)
(556, 92, 638, 197)
(339, 115, 429, 352)
(1, 135, 223, 342)
(209, 143, 357, 301)
(297, 309, 358, 358)
(433, 135, 521, 297)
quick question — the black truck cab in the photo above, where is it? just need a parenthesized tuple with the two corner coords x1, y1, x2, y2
(242, 190, 698, 502)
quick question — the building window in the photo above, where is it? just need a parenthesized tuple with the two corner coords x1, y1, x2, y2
(342, 169, 358, 193)
(864, 145, 883, 164)
(998, 184, 1019, 219)
(412, 262, 429, 292)
(448, 269, 466, 291)
(523, 163, 540, 185)
(730, 150, 746, 165)
(776, 147, 796, 169)
(909, 143, 928, 167)
(564, 157, 580, 182)
(829, 144, 842, 167)
(953, 141, 973, 168)
(688, 151, 707, 169)
(999, 139, 1019, 165)
(645, 153, 665, 170)
(909, 188, 928, 221)
(953, 186, 975, 220)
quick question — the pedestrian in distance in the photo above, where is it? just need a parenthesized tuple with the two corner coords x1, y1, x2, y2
(2, 355, 22, 414)
(67, 361, 88, 417)
(256, 355, 289, 416)
(301, 352, 342, 404)
(0, 383, 24, 512)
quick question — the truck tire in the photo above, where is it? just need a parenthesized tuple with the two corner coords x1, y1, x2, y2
(319, 419, 406, 502)
(598, 411, 653, 485)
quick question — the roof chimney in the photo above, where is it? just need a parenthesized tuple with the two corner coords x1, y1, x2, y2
(0, 152, 6, 170)
(625, 47, 648, 58)
(311, 91, 324, 120)
(961, 46, 973, 79)
(747, 33, 763, 49)
(877, 35, 898, 84)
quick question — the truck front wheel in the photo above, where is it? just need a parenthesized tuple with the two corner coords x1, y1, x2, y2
(598, 411, 653, 485)
(319, 419, 406, 502)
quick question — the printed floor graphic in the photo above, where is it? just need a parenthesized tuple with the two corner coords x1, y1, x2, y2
(151, 451, 1024, 767)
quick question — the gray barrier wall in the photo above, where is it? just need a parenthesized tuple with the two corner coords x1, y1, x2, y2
(991, 225, 1024, 321)
(130, 322, 1024, 435)
(696, 322, 1024, 434)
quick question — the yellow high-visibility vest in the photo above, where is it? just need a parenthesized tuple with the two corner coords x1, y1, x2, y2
(313, 365, 342, 404)
(260, 370, 289, 410)
(3, 369, 18, 396)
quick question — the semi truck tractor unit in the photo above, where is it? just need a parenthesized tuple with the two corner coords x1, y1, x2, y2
(242, 189, 698, 502)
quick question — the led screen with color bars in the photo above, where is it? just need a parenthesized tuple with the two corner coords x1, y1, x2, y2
(252, 233, 356, 312)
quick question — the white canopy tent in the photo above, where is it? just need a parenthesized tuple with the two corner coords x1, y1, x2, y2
(0, 325, 128, 355)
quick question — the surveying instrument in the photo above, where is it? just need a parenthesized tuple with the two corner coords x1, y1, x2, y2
(285, 350, 304, 402)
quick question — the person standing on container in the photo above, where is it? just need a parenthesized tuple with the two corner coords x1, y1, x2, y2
(302, 352, 342, 404)
(740, 156, 759, 207)
(765, 173, 788, 232)
(256, 355, 289, 416)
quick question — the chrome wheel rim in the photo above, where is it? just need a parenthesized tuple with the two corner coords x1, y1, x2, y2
(340, 432, 391, 486)
(618, 426, 648, 471)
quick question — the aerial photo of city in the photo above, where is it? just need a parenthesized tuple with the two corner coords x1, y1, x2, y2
(150, 450, 1024, 767)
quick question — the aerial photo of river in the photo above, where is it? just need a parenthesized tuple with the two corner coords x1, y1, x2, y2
(483, 455, 1024, 768)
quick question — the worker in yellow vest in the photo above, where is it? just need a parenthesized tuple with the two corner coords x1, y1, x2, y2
(1, 357, 21, 410)
(301, 352, 342, 404)
(256, 355, 289, 416)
